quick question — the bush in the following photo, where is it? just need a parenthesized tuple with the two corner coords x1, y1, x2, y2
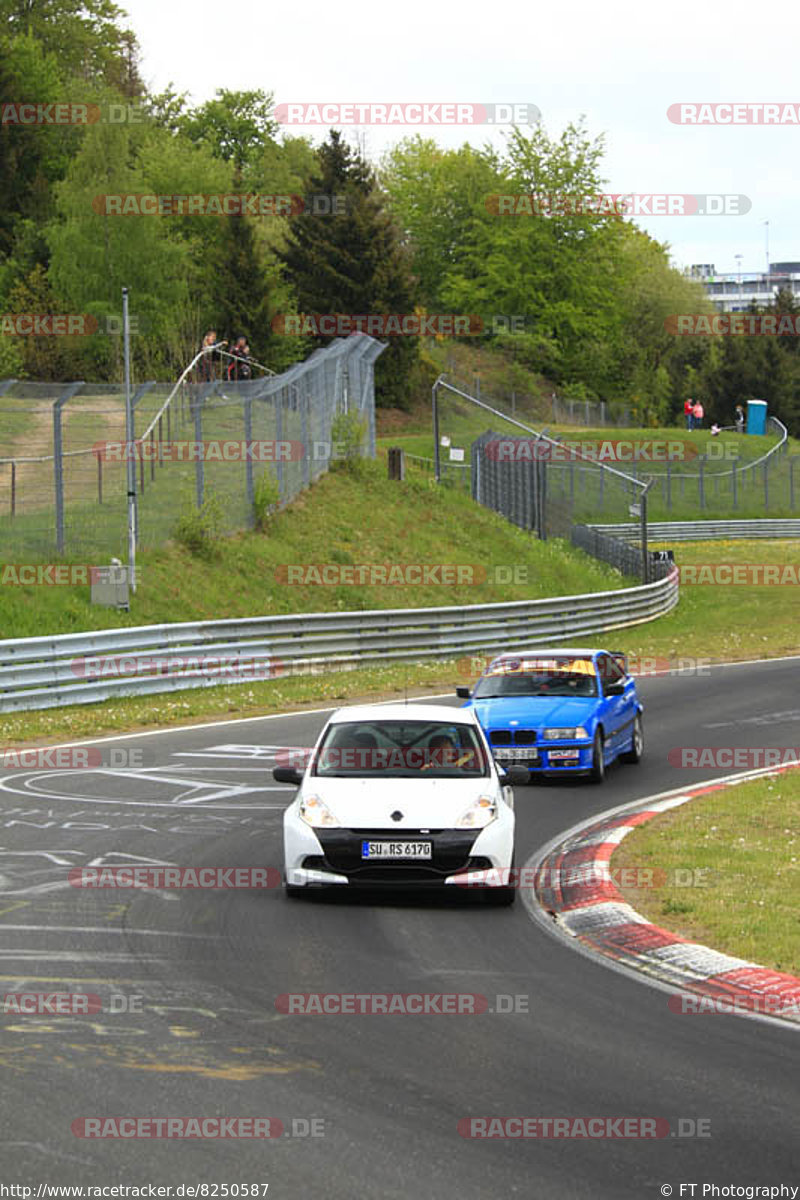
(253, 469, 280, 531)
(330, 410, 368, 472)
(173, 492, 224, 559)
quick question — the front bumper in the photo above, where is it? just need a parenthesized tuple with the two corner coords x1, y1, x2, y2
(284, 819, 514, 889)
(492, 742, 593, 773)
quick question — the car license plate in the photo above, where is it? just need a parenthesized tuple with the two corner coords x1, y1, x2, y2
(494, 748, 538, 761)
(548, 749, 580, 761)
(361, 841, 432, 860)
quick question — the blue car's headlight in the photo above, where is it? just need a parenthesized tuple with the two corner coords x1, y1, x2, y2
(543, 727, 590, 741)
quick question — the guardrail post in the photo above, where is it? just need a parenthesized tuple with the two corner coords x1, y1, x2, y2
(52, 382, 84, 554)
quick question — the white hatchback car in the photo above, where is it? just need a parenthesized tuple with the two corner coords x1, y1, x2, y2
(273, 703, 527, 904)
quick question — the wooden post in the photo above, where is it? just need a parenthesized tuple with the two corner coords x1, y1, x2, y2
(388, 447, 405, 480)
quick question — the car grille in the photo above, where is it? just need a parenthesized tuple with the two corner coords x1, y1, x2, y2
(307, 829, 486, 882)
(489, 729, 537, 745)
(301, 855, 494, 883)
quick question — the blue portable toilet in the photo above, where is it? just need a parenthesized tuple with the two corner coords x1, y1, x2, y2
(747, 399, 767, 435)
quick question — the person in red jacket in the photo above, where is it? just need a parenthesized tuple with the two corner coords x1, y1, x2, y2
(684, 397, 694, 430)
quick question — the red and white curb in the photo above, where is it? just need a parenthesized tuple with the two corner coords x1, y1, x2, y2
(532, 766, 800, 1026)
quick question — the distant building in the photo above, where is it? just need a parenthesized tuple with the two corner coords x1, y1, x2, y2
(686, 262, 800, 313)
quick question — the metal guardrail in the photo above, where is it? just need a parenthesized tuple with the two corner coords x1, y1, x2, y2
(590, 519, 800, 541)
(0, 570, 679, 712)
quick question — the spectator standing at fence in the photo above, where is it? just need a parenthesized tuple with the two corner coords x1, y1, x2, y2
(198, 330, 226, 382)
(692, 399, 704, 429)
(227, 336, 248, 381)
(735, 404, 745, 432)
(684, 397, 694, 430)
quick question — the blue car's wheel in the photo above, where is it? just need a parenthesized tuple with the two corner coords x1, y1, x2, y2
(620, 714, 643, 764)
(589, 729, 605, 784)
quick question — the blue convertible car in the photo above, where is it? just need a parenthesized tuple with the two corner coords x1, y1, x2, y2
(456, 648, 643, 783)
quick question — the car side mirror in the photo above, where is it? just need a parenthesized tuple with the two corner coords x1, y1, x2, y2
(605, 681, 625, 697)
(273, 766, 303, 786)
(455, 686, 471, 699)
(501, 765, 530, 786)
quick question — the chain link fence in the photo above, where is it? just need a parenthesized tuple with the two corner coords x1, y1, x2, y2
(0, 337, 385, 561)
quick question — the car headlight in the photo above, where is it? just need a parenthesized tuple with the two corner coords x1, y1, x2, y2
(543, 727, 590, 741)
(456, 795, 498, 828)
(299, 794, 340, 828)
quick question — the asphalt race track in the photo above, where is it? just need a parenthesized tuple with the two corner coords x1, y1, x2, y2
(1, 658, 799, 1198)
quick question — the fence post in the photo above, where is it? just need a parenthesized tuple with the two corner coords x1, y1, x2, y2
(791, 457, 796, 509)
(96, 450, 102, 504)
(194, 386, 204, 509)
(732, 460, 737, 509)
(158, 415, 163, 467)
(301, 386, 310, 489)
(698, 456, 705, 509)
(764, 460, 769, 510)
(52, 382, 84, 554)
(275, 388, 285, 502)
(666, 460, 672, 511)
(641, 486, 649, 585)
(243, 392, 254, 522)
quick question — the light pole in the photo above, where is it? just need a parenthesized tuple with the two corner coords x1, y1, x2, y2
(735, 253, 744, 309)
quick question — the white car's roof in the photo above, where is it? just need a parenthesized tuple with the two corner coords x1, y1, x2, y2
(328, 703, 479, 725)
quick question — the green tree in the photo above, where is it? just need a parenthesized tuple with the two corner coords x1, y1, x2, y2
(281, 131, 417, 407)
(0, 0, 142, 93)
(178, 89, 277, 180)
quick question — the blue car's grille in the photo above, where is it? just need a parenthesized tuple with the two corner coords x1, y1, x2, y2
(489, 729, 537, 745)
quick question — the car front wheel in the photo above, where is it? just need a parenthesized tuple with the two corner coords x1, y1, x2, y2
(589, 729, 605, 784)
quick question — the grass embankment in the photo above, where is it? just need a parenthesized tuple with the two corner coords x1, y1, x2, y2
(613, 773, 800, 975)
(0, 458, 624, 636)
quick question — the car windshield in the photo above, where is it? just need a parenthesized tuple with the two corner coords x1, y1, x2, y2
(472, 658, 598, 699)
(312, 720, 490, 778)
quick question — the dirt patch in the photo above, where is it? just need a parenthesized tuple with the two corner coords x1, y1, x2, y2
(0, 398, 128, 515)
